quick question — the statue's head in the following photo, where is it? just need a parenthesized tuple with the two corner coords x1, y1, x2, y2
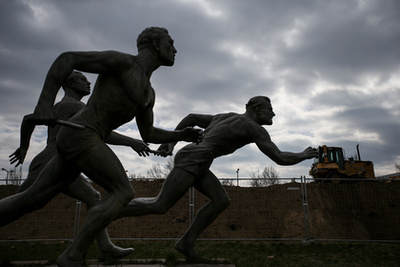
(245, 96, 274, 125)
(137, 27, 170, 51)
(62, 71, 90, 97)
(245, 96, 271, 111)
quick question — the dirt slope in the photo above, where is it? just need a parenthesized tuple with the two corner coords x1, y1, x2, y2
(1, 181, 399, 241)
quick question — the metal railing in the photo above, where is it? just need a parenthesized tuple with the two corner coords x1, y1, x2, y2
(1, 177, 399, 243)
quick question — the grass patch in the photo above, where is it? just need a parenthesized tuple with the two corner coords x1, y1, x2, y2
(0, 240, 399, 266)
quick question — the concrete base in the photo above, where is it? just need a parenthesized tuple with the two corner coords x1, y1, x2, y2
(8, 258, 235, 266)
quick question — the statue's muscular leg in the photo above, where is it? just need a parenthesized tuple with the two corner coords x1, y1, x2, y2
(64, 176, 134, 261)
(174, 170, 231, 260)
(57, 143, 134, 266)
(17, 148, 51, 193)
(16, 145, 133, 262)
(117, 168, 196, 218)
(0, 154, 80, 226)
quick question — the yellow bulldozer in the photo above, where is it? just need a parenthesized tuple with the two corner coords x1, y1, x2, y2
(309, 144, 375, 181)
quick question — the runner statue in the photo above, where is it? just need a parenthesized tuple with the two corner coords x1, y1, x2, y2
(117, 96, 318, 261)
(0, 27, 203, 266)
(9, 71, 149, 262)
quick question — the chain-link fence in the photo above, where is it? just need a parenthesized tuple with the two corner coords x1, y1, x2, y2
(0, 178, 399, 242)
(0, 166, 23, 186)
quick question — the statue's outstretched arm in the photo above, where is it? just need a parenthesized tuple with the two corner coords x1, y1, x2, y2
(105, 131, 150, 157)
(155, 113, 213, 156)
(9, 114, 37, 166)
(34, 51, 129, 126)
(174, 113, 213, 130)
(254, 127, 317, 165)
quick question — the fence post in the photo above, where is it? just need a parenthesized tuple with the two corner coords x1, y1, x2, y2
(301, 176, 311, 242)
(189, 187, 195, 225)
(73, 200, 82, 239)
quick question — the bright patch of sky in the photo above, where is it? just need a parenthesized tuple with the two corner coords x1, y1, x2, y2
(0, 0, 399, 181)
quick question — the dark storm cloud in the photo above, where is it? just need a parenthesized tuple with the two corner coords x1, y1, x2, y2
(277, 1, 400, 88)
(0, 0, 399, 179)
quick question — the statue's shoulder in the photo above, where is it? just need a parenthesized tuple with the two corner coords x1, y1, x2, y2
(130, 55, 141, 65)
(126, 56, 147, 74)
(54, 97, 85, 115)
(215, 113, 252, 128)
(217, 112, 239, 118)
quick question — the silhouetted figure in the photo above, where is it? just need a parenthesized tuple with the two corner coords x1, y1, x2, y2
(0, 27, 203, 266)
(118, 96, 317, 261)
(9, 71, 150, 261)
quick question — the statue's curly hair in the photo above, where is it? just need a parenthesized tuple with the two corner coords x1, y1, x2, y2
(62, 71, 83, 91)
(245, 96, 270, 111)
(136, 27, 169, 51)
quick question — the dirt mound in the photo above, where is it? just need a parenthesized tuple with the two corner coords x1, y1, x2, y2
(1, 181, 399, 240)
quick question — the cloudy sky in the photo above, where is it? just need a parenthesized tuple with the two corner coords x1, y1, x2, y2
(0, 0, 399, 182)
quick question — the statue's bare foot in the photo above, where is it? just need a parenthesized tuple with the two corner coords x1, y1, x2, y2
(174, 239, 209, 263)
(98, 244, 134, 262)
(56, 251, 86, 267)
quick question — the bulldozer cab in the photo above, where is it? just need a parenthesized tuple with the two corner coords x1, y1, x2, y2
(310, 144, 376, 180)
(318, 146, 345, 170)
